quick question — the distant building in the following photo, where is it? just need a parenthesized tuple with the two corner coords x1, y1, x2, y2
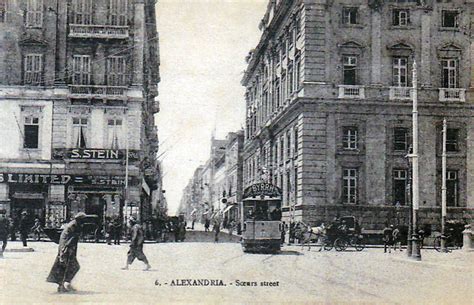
(242, 0, 473, 229)
(0, 0, 161, 227)
(179, 132, 244, 225)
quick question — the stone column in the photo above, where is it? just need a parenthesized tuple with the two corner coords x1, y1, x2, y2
(420, 12, 431, 86)
(370, 10, 382, 84)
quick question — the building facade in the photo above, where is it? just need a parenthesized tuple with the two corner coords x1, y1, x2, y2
(0, 0, 161, 228)
(179, 132, 244, 225)
(242, 0, 473, 230)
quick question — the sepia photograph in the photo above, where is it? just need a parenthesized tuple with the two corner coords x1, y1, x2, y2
(0, 0, 473, 304)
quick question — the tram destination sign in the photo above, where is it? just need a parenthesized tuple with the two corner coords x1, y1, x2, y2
(0, 173, 131, 186)
(53, 148, 140, 161)
(243, 183, 281, 199)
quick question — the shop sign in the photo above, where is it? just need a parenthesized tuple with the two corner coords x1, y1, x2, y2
(243, 183, 282, 199)
(53, 148, 140, 161)
(0, 173, 127, 186)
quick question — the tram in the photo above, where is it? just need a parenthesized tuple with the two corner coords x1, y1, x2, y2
(240, 182, 283, 253)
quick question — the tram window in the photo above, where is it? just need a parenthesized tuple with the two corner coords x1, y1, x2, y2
(254, 205, 269, 221)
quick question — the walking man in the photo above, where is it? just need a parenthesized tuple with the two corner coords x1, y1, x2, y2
(383, 224, 394, 253)
(393, 225, 402, 251)
(19, 211, 29, 247)
(213, 215, 221, 243)
(0, 209, 9, 258)
(113, 217, 122, 245)
(47, 212, 87, 293)
(31, 217, 43, 241)
(122, 217, 151, 271)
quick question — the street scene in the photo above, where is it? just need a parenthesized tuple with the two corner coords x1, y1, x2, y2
(0, 0, 473, 304)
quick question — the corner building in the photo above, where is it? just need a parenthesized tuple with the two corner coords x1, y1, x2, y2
(0, 0, 160, 227)
(242, 0, 473, 230)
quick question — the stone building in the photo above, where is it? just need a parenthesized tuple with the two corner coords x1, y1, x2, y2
(0, 0, 161, 228)
(179, 132, 244, 225)
(242, 0, 473, 229)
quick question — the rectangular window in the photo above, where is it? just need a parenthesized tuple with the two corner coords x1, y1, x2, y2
(23, 116, 39, 149)
(286, 131, 291, 159)
(343, 55, 357, 85)
(107, 118, 123, 149)
(24, 54, 43, 86)
(72, 0, 93, 25)
(442, 10, 459, 28)
(279, 174, 284, 204)
(446, 170, 458, 206)
(446, 128, 459, 152)
(295, 55, 301, 90)
(288, 63, 294, 94)
(392, 9, 410, 26)
(281, 71, 287, 101)
(393, 127, 409, 152)
(342, 168, 358, 204)
(72, 117, 88, 148)
(294, 127, 298, 157)
(441, 59, 458, 88)
(72, 55, 91, 85)
(274, 79, 280, 108)
(286, 171, 291, 206)
(342, 7, 358, 25)
(342, 127, 358, 150)
(393, 169, 407, 205)
(107, 56, 126, 86)
(109, 0, 127, 26)
(392, 57, 408, 86)
(26, 0, 43, 28)
(280, 136, 285, 163)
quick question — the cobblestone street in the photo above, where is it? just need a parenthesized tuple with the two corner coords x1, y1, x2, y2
(0, 241, 472, 305)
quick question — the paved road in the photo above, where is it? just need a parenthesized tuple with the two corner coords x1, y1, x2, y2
(0, 241, 472, 305)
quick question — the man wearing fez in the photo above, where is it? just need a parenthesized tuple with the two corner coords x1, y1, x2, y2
(47, 212, 87, 293)
(122, 216, 151, 271)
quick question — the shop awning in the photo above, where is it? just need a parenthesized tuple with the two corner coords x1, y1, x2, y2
(12, 192, 44, 200)
(222, 204, 236, 214)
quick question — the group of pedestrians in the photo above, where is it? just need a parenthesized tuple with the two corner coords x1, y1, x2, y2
(383, 224, 403, 253)
(47, 213, 151, 293)
(105, 217, 123, 245)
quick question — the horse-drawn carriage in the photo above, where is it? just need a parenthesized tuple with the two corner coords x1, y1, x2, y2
(295, 216, 365, 251)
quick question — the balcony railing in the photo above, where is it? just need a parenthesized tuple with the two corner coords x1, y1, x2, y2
(439, 88, 466, 102)
(338, 85, 365, 99)
(68, 85, 128, 99)
(69, 24, 129, 39)
(389, 86, 412, 100)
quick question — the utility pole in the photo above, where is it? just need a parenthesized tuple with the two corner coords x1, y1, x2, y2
(411, 60, 422, 261)
(441, 118, 447, 252)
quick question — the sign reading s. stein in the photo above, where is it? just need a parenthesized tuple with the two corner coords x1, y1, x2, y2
(52, 148, 140, 161)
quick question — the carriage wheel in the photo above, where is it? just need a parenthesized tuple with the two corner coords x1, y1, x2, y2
(334, 238, 348, 252)
(352, 237, 365, 251)
(323, 239, 333, 251)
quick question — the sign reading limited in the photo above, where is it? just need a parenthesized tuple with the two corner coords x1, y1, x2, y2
(0, 173, 127, 186)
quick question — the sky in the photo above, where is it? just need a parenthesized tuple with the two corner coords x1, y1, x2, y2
(155, 0, 268, 215)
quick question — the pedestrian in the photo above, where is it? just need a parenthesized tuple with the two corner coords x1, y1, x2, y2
(0, 209, 9, 258)
(31, 217, 43, 241)
(8, 216, 16, 241)
(281, 221, 286, 245)
(46, 212, 87, 293)
(383, 224, 394, 253)
(393, 225, 402, 251)
(122, 217, 151, 271)
(213, 216, 221, 243)
(105, 218, 113, 245)
(191, 214, 196, 230)
(19, 211, 29, 247)
(113, 217, 122, 245)
(204, 218, 210, 232)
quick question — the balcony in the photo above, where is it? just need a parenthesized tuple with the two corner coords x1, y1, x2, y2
(69, 24, 129, 39)
(389, 86, 412, 100)
(439, 88, 466, 102)
(338, 85, 365, 99)
(68, 85, 128, 100)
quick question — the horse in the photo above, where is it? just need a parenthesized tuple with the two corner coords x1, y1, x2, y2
(294, 221, 326, 251)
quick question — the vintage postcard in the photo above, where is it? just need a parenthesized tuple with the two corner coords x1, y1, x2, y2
(0, 0, 472, 304)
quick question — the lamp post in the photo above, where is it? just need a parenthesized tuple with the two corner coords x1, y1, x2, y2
(411, 60, 421, 261)
(441, 118, 447, 252)
(405, 148, 413, 257)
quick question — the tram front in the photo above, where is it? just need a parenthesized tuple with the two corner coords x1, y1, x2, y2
(240, 183, 283, 253)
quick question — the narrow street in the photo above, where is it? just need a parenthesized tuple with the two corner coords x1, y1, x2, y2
(1, 241, 471, 305)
